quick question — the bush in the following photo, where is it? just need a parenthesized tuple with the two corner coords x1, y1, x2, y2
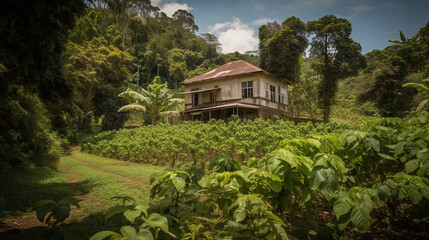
(0, 87, 61, 171)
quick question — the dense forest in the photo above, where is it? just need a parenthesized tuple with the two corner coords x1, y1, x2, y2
(1, 0, 429, 239)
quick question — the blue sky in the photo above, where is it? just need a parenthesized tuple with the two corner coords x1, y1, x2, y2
(152, 0, 429, 54)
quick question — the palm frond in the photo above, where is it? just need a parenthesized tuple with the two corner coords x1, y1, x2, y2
(160, 110, 181, 117)
(168, 98, 185, 103)
(127, 83, 144, 92)
(416, 99, 428, 112)
(403, 82, 429, 92)
(118, 91, 149, 103)
(118, 104, 146, 113)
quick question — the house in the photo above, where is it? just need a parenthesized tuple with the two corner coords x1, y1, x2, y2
(182, 60, 290, 122)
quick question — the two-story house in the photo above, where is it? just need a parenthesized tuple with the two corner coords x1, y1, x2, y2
(182, 60, 290, 122)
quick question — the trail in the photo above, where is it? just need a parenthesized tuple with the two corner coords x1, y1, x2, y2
(66, 153, 148, 190)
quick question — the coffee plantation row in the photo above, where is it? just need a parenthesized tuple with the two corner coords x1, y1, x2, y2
(81, 118, 351, 167)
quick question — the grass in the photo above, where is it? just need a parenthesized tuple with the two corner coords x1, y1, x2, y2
(71, 151, 165, 188)
(0, 166, 77, 219)
(0, 151, 166, 233)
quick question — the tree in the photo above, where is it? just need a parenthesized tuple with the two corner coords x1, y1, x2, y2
(0, 0, 84, 169)
(107, 0, 136, 46)
(172, 9, 199, 33)
(359, 26, 429, 117)
(118, 77, 184, 124)
(0, 0, 85, 102)
(66, 37, 134, 113)
(307, 15, 366, 122)
(259, 17, 308, 84)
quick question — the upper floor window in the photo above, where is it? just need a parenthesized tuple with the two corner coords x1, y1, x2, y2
(279, 87, 287, 104)
(242, 81, 253, 98)
(270, 85, 276, 102)
(265, 83, 269, 99)
(193, 92, 203, 106)
(210, 93, 216, 104)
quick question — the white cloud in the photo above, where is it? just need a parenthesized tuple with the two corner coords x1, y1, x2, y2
(152, 1, 193, 17)
(251, 17, 276, 26)
(209, 18, 259, 54)
(348, 4, 372, 19)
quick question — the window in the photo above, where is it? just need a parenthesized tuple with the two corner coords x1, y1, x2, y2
(265, 83, 269, 99)
(210, 93, 216, 104)
(193, 92, 203, 106)
(270, 85, 276, 102)
(242, 81, 253, 98)
(279, 87, 287, 104)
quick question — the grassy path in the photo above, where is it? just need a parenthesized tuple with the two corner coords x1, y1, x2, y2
(0, 150, 165, 237)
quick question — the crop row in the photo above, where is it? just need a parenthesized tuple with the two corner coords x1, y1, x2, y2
(81, 119, 351, 166)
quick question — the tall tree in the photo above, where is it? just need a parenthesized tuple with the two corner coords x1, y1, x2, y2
(172, 9, 199, 33)
(259, 17, 308, 84)
(307, 15, 366, 122)
(107, 0, 136, 46)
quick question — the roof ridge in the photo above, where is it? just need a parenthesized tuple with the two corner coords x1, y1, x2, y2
(183, 60, 265, 85)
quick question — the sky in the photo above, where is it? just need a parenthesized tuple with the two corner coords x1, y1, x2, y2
(152, 0, 429, 54)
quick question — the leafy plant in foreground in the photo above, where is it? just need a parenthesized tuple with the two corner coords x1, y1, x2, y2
(20, 198, 86, 240)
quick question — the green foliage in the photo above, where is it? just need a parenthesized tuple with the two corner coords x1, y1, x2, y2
(403, 78, 429, 113)
(100, 97, 128, 131)
(0, 0, 85, 101)
(0, 87, 61, 170)
(307, 15, 366, 122)
(359, 24, 429, 117)
(81, 119, 350, 167)
(259, 17, 308, 84)
(0, 0, 84, 170)
(118, 77, 184, 124)
(21, 198, 87, 240)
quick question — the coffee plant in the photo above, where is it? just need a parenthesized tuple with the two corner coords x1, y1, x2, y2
(81, 119, 350, 167)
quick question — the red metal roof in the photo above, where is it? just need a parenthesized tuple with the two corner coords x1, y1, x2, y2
(183, 60, 269, 85)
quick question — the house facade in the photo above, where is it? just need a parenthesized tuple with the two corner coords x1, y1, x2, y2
(182, 60, 290, 122)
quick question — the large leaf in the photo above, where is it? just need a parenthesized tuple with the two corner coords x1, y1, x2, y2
(145, 213, 176, 237)
(405, 159, 419, 173)
(124, 209, 142, 224)
(53, 204, 71, 222)
(171, 177, 186, 193)
(121, 226, 137, 240)
(118, 91, 149, 103)
(405, 185, 422, 204)
(105, 206, 130, 220)
(90, 231, 122, 240)
(34, 200, 56, 223)
(118, 104, 146, 113)
(350, 207, 371, 232)
(333, 196, 353, 218)
(136, 229, 154, 240)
